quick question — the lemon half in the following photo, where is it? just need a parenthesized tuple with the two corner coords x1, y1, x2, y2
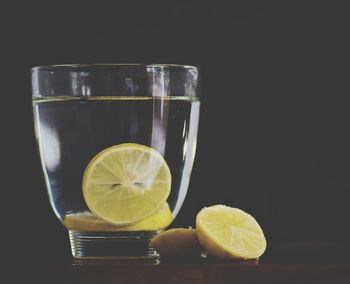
(196, 205, 266, 260)
(82, 143, 171, 225)
(150, 228, 202, 257)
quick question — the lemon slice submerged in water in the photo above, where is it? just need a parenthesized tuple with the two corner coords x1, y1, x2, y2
(82, 143, 172, 225)
(64, 203, 173, 231)
(196, 205, 267, 260)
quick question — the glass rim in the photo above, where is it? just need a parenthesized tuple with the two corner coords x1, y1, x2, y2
(31, 63, 198, 72)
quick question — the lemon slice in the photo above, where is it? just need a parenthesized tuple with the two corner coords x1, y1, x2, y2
(196, 205, 266, 260)
(150, 228, 202, 257)
(83, 143, 172, 225)
(64, 203, 173, 231)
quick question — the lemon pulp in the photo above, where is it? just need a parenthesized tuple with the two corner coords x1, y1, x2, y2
(196, 205, 266, 259)
(82, 143, 171, 225)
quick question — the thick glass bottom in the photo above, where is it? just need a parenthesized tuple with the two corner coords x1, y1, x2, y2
(69, 230, 160, 262)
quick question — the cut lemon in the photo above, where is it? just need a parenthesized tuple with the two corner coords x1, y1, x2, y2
(150, 228, 202, 257)
(82, 143, 171, 225)
(196, 205, 266, 260)
(64, 203, 173, 231)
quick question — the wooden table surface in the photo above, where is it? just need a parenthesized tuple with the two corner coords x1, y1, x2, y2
(33, 241, 350, 284)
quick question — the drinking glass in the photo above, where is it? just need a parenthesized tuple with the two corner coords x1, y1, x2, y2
(31, 64, 200, 260)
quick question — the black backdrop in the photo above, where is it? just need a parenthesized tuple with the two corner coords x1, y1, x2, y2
(3, 1, 350, 260)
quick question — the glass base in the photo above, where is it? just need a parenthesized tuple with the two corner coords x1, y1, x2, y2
(69, 230, 160, 262)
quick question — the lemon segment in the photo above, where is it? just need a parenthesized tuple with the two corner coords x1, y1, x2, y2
(150, 228, 202, 257)
(82, 143, 172, 225)
(64, 203, 173, 231)
(196, 205, 266, 260)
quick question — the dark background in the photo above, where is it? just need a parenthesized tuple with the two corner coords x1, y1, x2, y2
(3, 1, 350, 260)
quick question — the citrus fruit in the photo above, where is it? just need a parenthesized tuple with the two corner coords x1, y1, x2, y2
(82, 143, 171, 225)
(196, 205, 266, 260)
(63, 203, 173, 231)
(150, 228, 202, 257)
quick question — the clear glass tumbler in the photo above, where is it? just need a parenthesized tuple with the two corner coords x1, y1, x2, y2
(31, 64, 200, 260)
